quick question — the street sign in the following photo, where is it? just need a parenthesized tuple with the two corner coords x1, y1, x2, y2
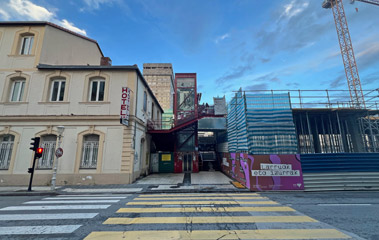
(55, 147, 63, 158)
(120, 87, 131, 126)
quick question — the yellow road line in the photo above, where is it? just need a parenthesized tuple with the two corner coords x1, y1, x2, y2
(140, 193, 259, 197)
(103, 216, 318, 224)
(117, 206, 295, 213)
(85, 229, 351, 239)
(134, 197, 267, 200)
(126, 201, 278, 205)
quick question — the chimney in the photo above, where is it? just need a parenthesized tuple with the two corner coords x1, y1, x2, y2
(100, 57, 112, 66)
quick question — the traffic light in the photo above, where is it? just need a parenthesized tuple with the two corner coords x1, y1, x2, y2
(30, 137, 40, 151)
(35, 147, 43, 158)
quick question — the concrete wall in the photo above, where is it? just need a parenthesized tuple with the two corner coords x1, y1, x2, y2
(0, 24, 102, 69)
(0, 25, 45, 69)
(40, 25, 102, 65)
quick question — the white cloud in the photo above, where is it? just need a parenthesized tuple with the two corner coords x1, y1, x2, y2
(57, 19, 87, 36)
(281, 0, 310, 19)
(7, 0, 54, 21)
(0, 9, 11, 20)
(215, 33, 230, 44)
(0, 0, 87, 36)
(81, 0, 116, 11)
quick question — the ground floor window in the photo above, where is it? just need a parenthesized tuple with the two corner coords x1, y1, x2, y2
(81, 134, 99, 169)
(37, 135, 57, 169)
(0, 135, 14, 170)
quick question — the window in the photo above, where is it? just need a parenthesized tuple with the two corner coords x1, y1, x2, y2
(50, 78, 66, 101)
(81, 134, 99, 169)
(143, 91, 147, 112)
(10, 79, 25, 102)
(19, 35, 34, 55)
(152, 102, 155, 119)
(0, 135, 14, 170)
(37, 135, 57, 169)
(89, 78, 105, 101)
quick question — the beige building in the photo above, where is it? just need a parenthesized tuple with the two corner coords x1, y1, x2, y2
(0, 21, 163, 186)
(143, 63, 174, 111)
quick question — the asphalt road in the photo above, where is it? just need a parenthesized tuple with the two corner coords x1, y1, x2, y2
(261, 191, 379, 240)
(0, 191, 377, 239)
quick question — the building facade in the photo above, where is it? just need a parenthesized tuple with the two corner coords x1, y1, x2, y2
(143, 63, 174, 111)
(0, 22, 162, 186)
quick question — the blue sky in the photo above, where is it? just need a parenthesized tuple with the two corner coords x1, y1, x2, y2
(1, 0, 378, 104)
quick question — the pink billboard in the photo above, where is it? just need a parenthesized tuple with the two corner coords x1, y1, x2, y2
(222, 153, 304, 191)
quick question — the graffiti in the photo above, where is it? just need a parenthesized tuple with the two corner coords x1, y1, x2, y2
(222, 153, 304, 191)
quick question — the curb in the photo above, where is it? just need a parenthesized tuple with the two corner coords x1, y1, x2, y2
(0, 191, 59, 197)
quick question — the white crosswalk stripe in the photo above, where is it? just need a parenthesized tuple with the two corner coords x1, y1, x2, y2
(0, 225, 82, 235)
(0, 194, 122, 236)
(0, 213, 98, 221)
(23, 200, 120, 204)
(44, 196, 126, 200)
(0, 205, 111, 210)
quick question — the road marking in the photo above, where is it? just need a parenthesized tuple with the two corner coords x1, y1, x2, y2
(0, 205, 110, 211)
(104, 216, 318, 224)
(23, 200, 120, 204)
(317, 204, 372, 206)
(134, 197, 267, 200)
(57, 195, 129, 197)
(0, 225, 81, 235)
(126, 201, 278, 205)
(62, 188, 142, 193)
(84, 229, 351, 239)
(44, 197, 126, 200)
(141, 193, 259, 197)
(117, 206, 295, 213)
(0, 213, 98, 221)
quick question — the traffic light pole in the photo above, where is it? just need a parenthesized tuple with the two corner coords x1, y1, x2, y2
(28, 154, 38, 191)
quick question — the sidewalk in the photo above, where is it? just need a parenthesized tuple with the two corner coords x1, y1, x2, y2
(0, 172, 249, 196)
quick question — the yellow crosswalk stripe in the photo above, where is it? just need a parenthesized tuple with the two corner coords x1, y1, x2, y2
(117, 206, 295, 213)
(126, 200, 278, 205)
(140, 193, 259, 197)
(134, 196, 267, 200)
(85, 229, 351, 239)
(104, 216, 318, 224)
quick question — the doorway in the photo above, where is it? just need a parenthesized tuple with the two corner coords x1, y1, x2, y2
(183, 152, 193, 172)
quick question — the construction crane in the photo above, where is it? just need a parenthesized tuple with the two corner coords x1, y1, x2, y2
(322, 0, 379, 108)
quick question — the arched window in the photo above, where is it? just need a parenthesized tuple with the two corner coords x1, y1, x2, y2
(89, 77, 105, 101)
(143, 91, 147, 111)
(49, 77, 66, 102)
(37, 135, 57, 169)
(0, 135, 14, 170)
(81, 134, 99, 169)
(9, 77, 26, 102)
(19, 33, 34, 55)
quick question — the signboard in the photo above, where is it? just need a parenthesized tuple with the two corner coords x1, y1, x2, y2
(222, 153, 304, 191)
(161, 154, 172, 161)
(120, 87, 131, 126)
(55, 148, 63, 158)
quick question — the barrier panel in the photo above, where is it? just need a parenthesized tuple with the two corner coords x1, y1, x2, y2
(300, 153, 379, 191)
(222, 153, 304, 191)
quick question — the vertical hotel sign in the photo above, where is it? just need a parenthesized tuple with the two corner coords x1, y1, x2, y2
(120, 87, 131, 126)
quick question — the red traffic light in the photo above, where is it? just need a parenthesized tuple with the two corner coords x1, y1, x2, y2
(35, 148, 44, 158)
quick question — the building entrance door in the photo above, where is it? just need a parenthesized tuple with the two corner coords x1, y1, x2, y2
(183, 152, 193, 173)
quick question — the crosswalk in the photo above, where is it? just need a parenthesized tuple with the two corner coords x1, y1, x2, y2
(85, 193, 355, 240)
(0, 194, 127, 237)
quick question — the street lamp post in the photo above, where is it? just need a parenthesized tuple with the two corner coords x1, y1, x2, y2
(51, 126, 64, 191)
